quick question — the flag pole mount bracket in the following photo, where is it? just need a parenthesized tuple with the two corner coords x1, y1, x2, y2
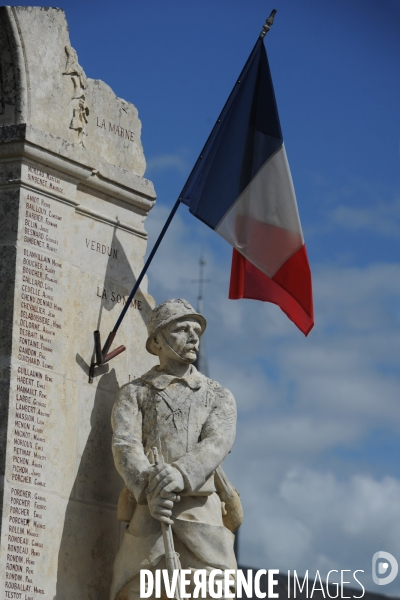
(88, 330, 126, 383)
(260, 9, 277, 39)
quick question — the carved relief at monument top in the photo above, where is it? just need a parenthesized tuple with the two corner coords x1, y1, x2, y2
(0, 6, 146, 175)
(63, 45, 90, 147)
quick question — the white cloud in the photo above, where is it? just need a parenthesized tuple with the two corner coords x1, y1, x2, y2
(145, 151, 190, 175)
(229, 465, 400, 594)
(330, 198, 400, 236)
(235, 414, 361, 458)
(309, 177, 400, 238)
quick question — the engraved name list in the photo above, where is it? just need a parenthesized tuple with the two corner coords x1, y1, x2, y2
(4, 183, 65, 600)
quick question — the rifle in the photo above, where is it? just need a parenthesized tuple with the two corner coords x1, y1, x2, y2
(152, 447, 182, 600)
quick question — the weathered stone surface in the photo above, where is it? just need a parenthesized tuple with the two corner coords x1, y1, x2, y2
(0, 6, 157, 599)
(0, 6, 146, 175)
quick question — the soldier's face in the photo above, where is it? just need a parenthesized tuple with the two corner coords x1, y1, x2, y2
(160, 318, 202, 363)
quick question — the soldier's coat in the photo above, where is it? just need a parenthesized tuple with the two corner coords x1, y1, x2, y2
(110, 365, 237, 600)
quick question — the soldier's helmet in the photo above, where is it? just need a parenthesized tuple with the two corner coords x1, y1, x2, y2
(146, 298, 207, 355)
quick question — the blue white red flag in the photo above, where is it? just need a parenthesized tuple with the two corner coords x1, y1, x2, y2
(180, 38, 314, 335)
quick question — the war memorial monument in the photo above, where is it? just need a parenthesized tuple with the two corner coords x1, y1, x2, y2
(0, 6, 242, 599)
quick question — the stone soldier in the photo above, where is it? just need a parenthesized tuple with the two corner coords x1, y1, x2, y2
(110, 299, 242, 600)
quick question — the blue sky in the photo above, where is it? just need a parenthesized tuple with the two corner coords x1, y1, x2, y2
(10, 0, 400, 594)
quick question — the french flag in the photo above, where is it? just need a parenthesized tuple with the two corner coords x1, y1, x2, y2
(180, 38, 314, 335)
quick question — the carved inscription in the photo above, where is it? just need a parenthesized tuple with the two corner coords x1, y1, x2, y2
(96, 117, 135, 142)
(5, 487, 46, 598)
(96, 286, 142, 310)
(20, 193, 63, 371)
(4, 173, 143, 598)
(85, 238, 118, 259)
(4, 188, 64, 599)
(26, 167, 64, 195)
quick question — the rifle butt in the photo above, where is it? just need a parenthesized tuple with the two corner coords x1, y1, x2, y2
(161, 523, 182, 600)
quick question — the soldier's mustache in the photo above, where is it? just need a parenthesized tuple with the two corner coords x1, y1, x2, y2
(184, 342, 198, 348)
(182, 344, 198, 352)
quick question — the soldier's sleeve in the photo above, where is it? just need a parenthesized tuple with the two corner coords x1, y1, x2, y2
(111, 381, 151, 503)
(172, 382, 236, 493)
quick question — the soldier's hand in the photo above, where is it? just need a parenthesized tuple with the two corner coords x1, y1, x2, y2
(147, 464, 184, 499)
(147, 491, 174, 525)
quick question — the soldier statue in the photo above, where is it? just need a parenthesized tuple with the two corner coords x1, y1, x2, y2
(110, 299, 242, 600)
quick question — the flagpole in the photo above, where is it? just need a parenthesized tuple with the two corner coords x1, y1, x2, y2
(88, 9, 278, 381)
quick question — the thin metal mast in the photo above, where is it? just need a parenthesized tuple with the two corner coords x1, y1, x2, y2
(192, 256, 210, 376)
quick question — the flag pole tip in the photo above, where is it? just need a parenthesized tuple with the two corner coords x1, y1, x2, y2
(260, 9, 277, 38)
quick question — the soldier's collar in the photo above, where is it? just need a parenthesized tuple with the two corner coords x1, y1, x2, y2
(141, 365, 204, 390)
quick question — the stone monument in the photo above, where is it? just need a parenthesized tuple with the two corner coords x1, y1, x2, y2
(0, 6, 158, 599)
(110, 299, 243, 600)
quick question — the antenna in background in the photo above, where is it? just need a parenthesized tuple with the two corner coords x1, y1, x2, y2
(192, 255, 210, 377)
